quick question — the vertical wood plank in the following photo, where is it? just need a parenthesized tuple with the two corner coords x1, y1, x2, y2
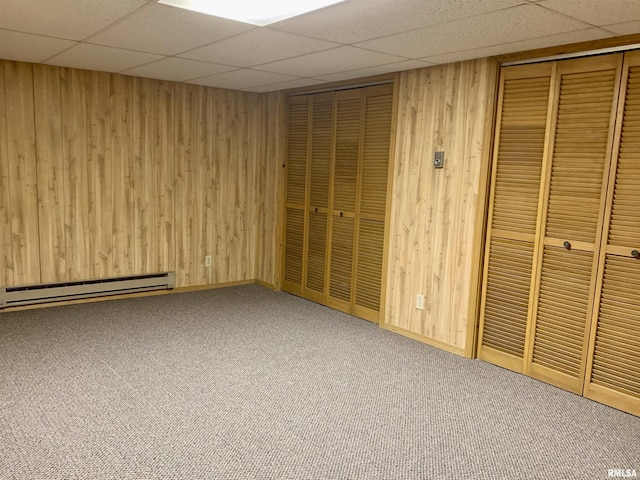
(133, 76, 156, 274)
(212, 89, 231, 282)
(154, 80, 175, 274)
(5, 61, 40, 285)
(227, 90, 245, 282)
(464, 59, 499, 358)
(272, 92, 286, 289)
(86, 70, 113, 279)
(111, 74, 134, 276)
(204, 87, 215, 284)
(0, 62, 14, 286)
(33, 64, 66, 283)
(256, 91, 284, 286)
(174, 82, 194, 287)
(242, 92, 260, 283)
(193, 85, 208, 285)
(61, 67, 89, 281)
(210, 88, 223, 284)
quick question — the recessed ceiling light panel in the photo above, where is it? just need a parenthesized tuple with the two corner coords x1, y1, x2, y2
(157, 0, 347, 26)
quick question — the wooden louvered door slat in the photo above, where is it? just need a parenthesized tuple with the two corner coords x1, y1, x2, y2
(304, 93, 334, 303)
(584, 51, 640, 416)
(525, 55, 623, 394)
(283, 96, 310, 295)
(477, 63, 554, 372)
(326, 89, 362, 313)
(353, 84, 393, 322)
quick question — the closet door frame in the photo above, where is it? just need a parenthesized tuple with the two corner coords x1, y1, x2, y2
(379, 77, 401, 327)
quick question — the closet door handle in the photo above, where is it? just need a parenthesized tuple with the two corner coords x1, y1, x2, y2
(563, 241, 571, 250)
(632, 250, 639, 258)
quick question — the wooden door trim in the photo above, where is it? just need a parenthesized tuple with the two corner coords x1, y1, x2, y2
(466, 58, 500, 358)
(379, 76, 400, 327)
(476, 66, 507, 364)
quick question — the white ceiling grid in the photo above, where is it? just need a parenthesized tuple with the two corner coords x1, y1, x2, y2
(0, 0, 637, 92)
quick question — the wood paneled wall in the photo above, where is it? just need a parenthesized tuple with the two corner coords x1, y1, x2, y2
(0, 60, 281, 289)
(255, 91, 285, 288)
(384, 58, 497, 353)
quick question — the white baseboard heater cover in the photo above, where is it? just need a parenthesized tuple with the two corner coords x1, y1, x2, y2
(0, 272, 175, 308)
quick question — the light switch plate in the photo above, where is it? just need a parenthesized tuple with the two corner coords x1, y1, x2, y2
(434, 151, 444, 169)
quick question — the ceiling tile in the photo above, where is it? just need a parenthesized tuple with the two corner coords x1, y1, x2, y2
(0, 0, 147, 41)
(315, 60, 434, 83)
(180, 28, 339, 68)
(121, 57, 236, 82)
(88, 3, 254, 55)
(538, 0, 640, 27)
(421, 27, 613, 64)
(188, 69, 299, 90)
(47, 43, 163, 73)
(272, 0, 524, 44)
(256, 46, 407, 77)
(245, 78, 327, 93)
(0, 29, 76, 63)
(356, 4, 590, 59)
(603, 20, 640, 36)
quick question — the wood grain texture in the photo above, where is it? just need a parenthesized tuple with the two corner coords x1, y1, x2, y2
(4, 61, 40, 285)
(33, 64, 66, 283)
(153, 80, 175, 275)
(110, 73, 135, 277)
(86, 70, 113, 279)
(61, 67, 90, 281)
(384, 59, 495, 350)
(255, 91, 284, 288)
(583, 51, 640, 416)
(0, 63, 13, 286)
(133, 76, 156, 275)
(0, 59, 273, 290)
(477, 63, 554, 370)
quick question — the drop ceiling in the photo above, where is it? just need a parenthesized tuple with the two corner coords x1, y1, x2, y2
(0, 0, 638, 92)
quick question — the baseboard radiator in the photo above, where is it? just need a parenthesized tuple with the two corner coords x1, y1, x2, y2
(0, 272, 175, 309)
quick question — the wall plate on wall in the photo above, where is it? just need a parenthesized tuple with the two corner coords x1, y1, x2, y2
(434, 151, 444, 169)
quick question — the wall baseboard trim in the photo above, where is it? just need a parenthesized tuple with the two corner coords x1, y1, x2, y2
(380, 323, 467, 357)
(255, 279, 277, 290)
(0, 279, 255, 313)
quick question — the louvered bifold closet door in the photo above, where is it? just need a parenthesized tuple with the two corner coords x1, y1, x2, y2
(353, 84, 393, 322)
(326, 89, 362, 313)
(477, 64, 553, 372)
(583, 51, 640, 416)
(304, 93, 335, 303)
(525, 55, 623, 394)
(283, 96, 310, 295)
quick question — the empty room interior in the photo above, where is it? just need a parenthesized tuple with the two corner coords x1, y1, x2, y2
(1, 0, 639, 478)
